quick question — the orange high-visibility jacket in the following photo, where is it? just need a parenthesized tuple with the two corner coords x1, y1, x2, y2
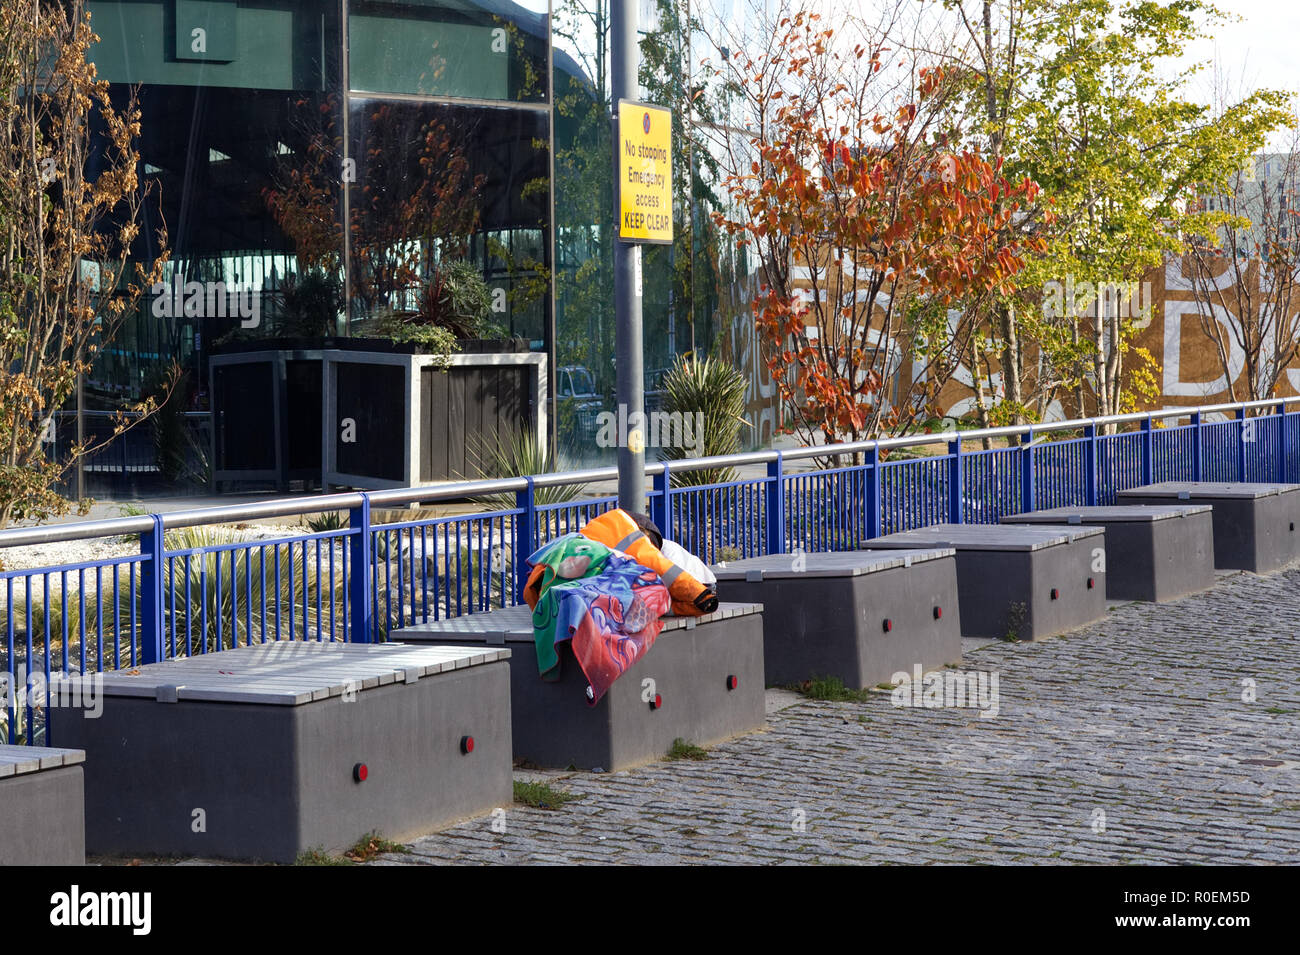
(580, 509, 719, 616)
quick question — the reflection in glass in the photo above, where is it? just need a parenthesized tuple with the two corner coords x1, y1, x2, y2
(551, 0, 748, 459)
(346, 99, 550, 344)
(348, 0, 549, 101)
(85, 0, 344, 407)
(552, 0, 615, 458)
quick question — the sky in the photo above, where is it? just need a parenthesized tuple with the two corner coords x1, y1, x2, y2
(581, 0, 1300, 151)
(1177, 0, 1300, 148)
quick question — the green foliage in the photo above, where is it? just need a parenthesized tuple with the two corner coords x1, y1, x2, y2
(278, 270, 343, 338)
(366, 311, 459, 368)
(666, 738, 710, 761)
(295, 847, 353, 866)
(486, 236, 549, 333)
(343, 832, 409, 862)
(661, 354, 748, 487)
(465, 429, 586, 509)
(637, 0, 731, 365)
(797, 675, 872, 703)
(414, 259, 498, 339)
(513, 780, 582, 809)
(304, 511, 347, 533)
(146, 364, 208, 486)
(1004, 601, 1028, 643)
(955, 0, 1294, 419)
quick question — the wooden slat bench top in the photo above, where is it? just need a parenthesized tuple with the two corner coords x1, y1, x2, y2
(397, 601, 763, 644)
(712, 547, 955, 580)
(0, 744, 85, 778)
(1119, 481, 1300, 500)
(54, 641, 508, 706)
(869, 522, 1104, 552)
(1004, 504, 1213, 523)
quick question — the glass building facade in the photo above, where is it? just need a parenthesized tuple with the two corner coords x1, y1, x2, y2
(80, 0, 757, 486)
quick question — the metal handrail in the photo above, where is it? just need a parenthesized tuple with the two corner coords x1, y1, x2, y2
(2, 394, 1295, 548)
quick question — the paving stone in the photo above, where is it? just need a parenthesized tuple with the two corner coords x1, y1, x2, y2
(366, 569, 1300, 866)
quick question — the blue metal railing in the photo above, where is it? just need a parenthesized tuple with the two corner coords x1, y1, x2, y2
(2, 397, 1297, 744)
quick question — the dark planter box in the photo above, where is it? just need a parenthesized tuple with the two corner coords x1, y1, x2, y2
(211, 337, 531, 356)
(50, 643, 512, 864)
(208, 339, 545, 491)
(0, 746, 85, 866)
(867, 523, 1108, 641)
(712, 549, 962, 688)
(397, 603, 766, 772)
(1002, 505, 1215, 602)
(1115, 482, 1300, 573)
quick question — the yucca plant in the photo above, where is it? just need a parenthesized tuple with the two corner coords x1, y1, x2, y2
(374, 543, 510, 637)
(661, 354, 749, 487)
(304, 510, 348, 533)
(4, 563, 138, 670)
(465, 429, 587, 510)
(5, 526, 354, 662)
(3, 562, 147, 745)
(161, 527, 346, 653)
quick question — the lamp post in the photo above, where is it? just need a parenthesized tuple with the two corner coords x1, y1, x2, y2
(612, 0, 645, 513)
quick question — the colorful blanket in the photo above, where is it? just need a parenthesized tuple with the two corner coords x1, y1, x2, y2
(521, 533, 671, 702)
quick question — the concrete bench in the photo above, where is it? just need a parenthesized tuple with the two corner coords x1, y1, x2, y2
(1001, 505, 1214, 603)
(712, 549, 962, 688)
(866, 523, 1107, 641)
(1115, 482, 1300, 573)
(396, 602, 765, 772)
(48, 642, 511, 864)
(0, 745, 85, 865)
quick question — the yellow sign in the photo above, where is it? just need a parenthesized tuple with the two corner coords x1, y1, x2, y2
(617, 100, 673, 244)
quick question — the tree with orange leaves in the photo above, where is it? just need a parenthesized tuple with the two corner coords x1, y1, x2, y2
(710, 9, 1045, 454)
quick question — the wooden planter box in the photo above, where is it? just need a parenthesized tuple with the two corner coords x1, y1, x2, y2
(209, 338, 546, 490)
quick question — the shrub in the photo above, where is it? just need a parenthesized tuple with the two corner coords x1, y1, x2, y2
(661, 354, 748, 487)
(162, 526, 345, 653)
(466, 429, 586, 510)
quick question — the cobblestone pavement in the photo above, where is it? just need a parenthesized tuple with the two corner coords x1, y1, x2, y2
(375, 569, 1300, 866)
